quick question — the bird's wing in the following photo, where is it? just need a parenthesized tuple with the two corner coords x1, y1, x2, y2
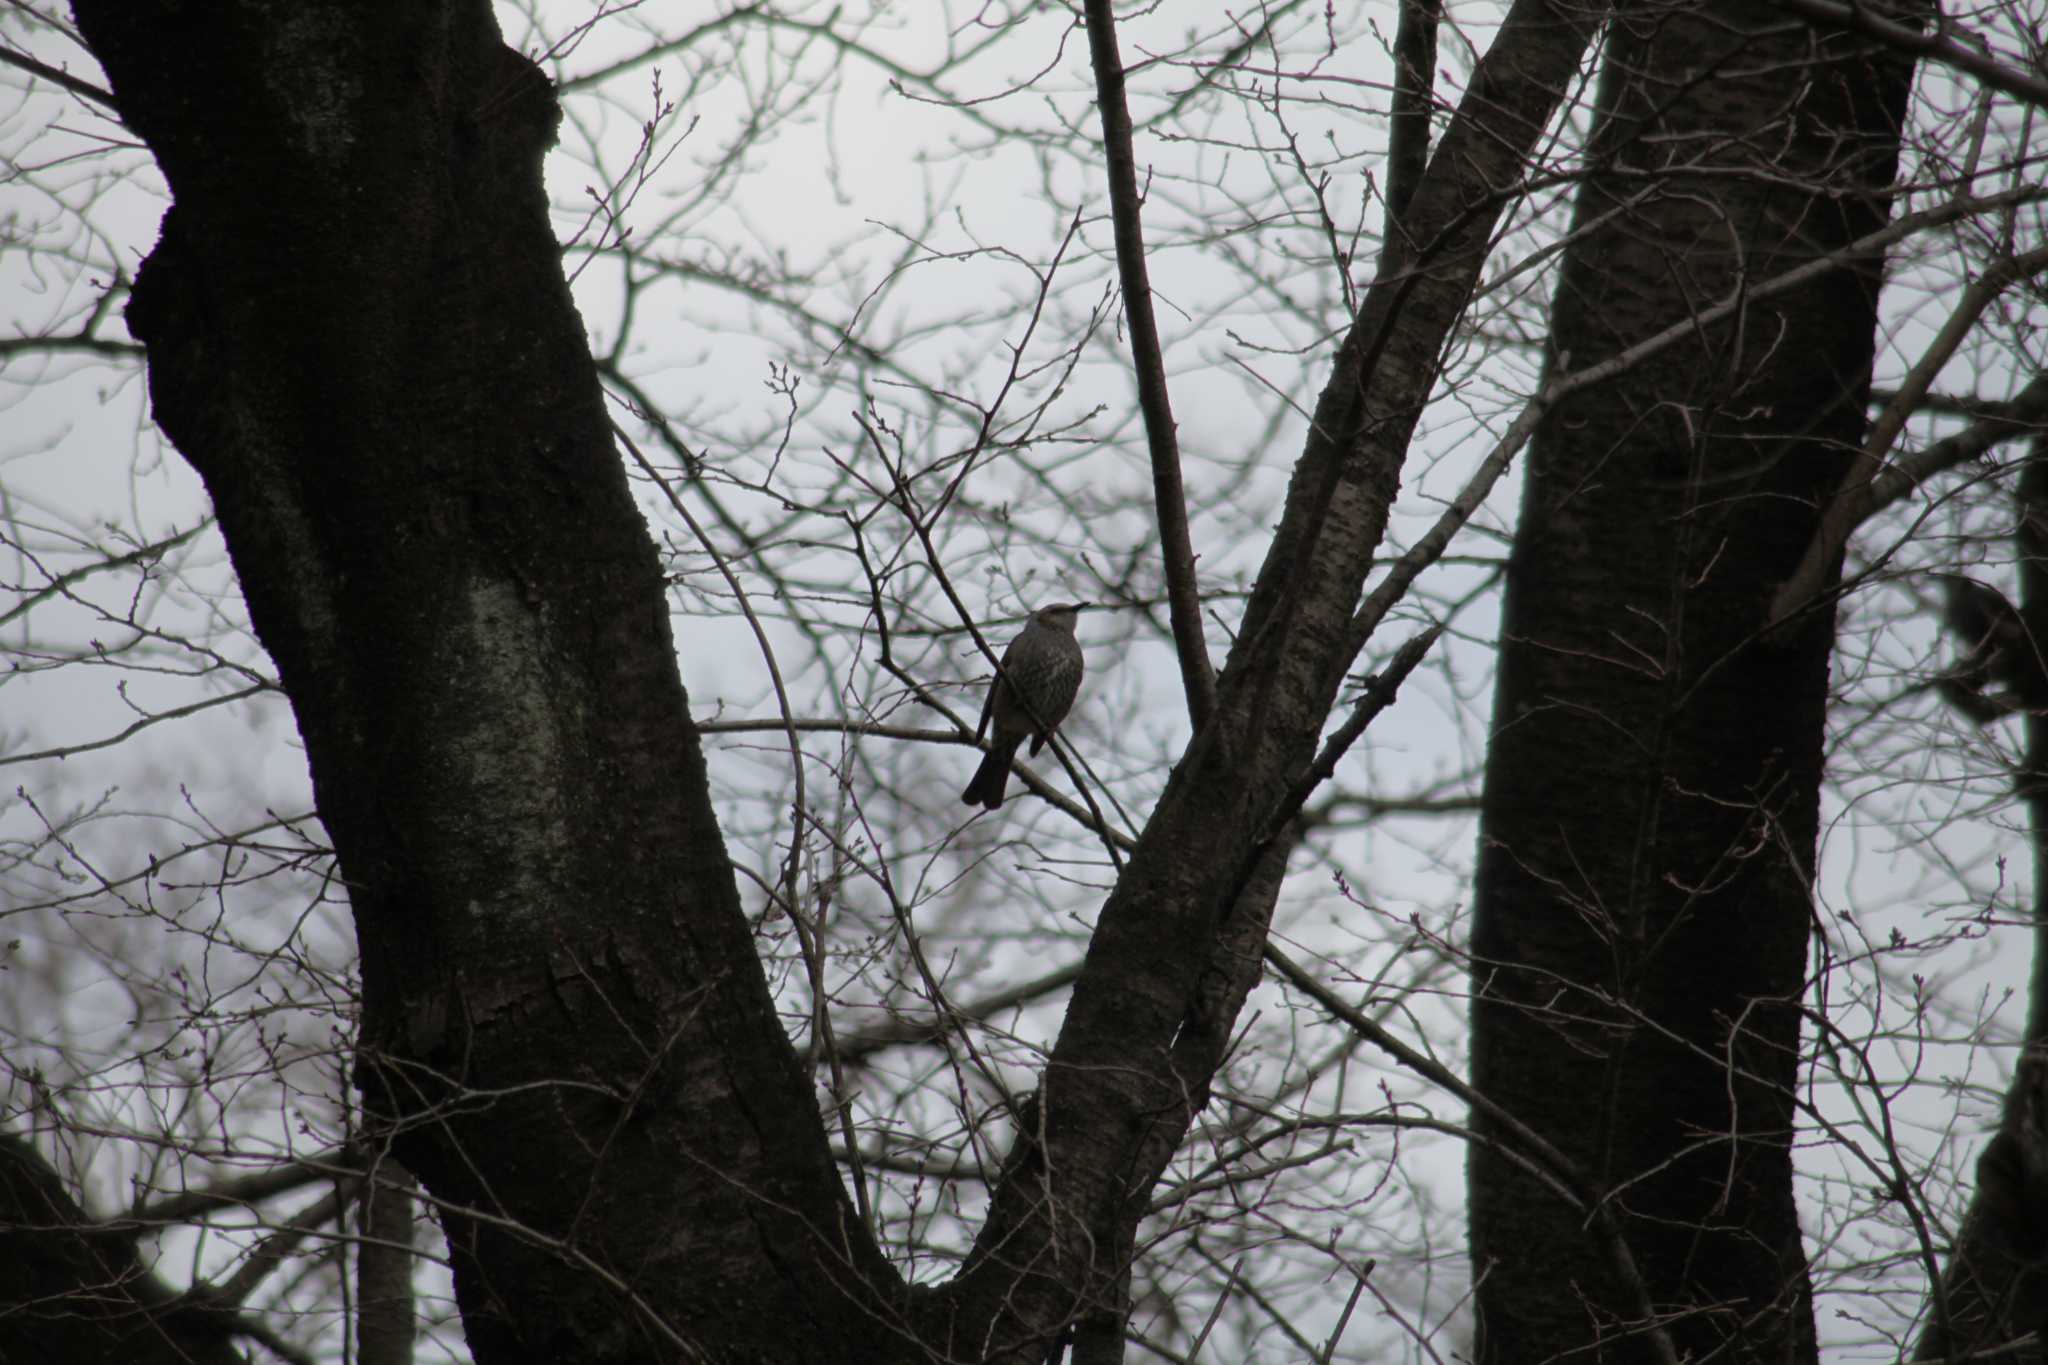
(975, 662, 996, 744)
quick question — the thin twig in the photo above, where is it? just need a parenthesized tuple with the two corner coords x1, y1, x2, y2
(1, 683, 276, 769)
(1262, 943, 1683, 1365)
(1186, 1255, 1246, 1359)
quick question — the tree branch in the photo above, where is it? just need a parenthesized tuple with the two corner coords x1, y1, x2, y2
(0, 1133, 248, 1365)
(1383, 0, 1441, 234)
(839, 960, 1085, 1063)
(1772, 244, 2048, 628)
(115, 1147, 359, 1230)
(0, 683, 277, 769)
(1082, 0, 1215, 731)
(0, 39, 120, 112)
(941, 7, 1611, 1348)
(1783, 0, 2048, 110)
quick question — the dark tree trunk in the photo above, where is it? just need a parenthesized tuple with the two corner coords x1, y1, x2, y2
(68, 3, 908, 1359)
(1468, 4, 1918, 1361)
(2025, 445, 2048, 1049)
(1912, 1048, 2048, 1363)
(0, 1135, 246, 1365)
(1912, 445, 2048, 1363)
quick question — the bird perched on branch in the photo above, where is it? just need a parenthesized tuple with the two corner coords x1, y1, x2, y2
(961, 602, 1089, 811)
(1935, 573, 2048, 724)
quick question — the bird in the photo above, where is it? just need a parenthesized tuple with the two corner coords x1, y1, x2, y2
(1934, 573, 2046, 723)
(961, 602, 1089, 811)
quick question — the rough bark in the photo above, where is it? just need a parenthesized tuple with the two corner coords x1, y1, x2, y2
(1913, 444, 2048, 1363)
(1913, 1047, 2048, 1363)
(1468, 4, 1918, 1361)
(68, 3, 906, 1360)
(356, 1160, 418, 1365)
(0, 1134, 246, 1365)
(2027, 445, 2048, 1048)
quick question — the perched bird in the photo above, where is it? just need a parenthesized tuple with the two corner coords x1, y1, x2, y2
(961, 602, 1089, 811)
(1935, 573, 2045, 724)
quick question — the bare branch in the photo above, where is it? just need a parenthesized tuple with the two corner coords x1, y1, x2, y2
(1082, 0, 1215, 730)
(1784, 0, 2048, 110)
(0, 37, 119, 111)
(1383, 0, 1441, 234)
(1773, 243, 2048, 627)
(0, 683, 276, 769)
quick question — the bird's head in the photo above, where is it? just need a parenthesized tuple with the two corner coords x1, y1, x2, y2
(1034, 602, 1090, 632)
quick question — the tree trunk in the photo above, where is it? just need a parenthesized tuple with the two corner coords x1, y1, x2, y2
(0, 1135, 246, 1365)
(2025, 444, 2048, 1050)
(1468, 4, 1918, 1361)
(69, 3, 907, 1359)
(1912, 442, 2048, 1363)
(356, 1159, 418, 1365)
(1912, 1047, 2048, 1363)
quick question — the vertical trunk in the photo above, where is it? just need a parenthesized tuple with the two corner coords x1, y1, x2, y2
(1468, 5, 1917, 1361)
(1912, 1049, 2048, 1363)
(1912, 445, 2048, 1362)
(69, 3, 908, 1359)
(356, 1161, 418, 1365)
(2026, 447, 2048, 1049)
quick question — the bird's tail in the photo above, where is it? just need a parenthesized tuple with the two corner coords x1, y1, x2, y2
(962, 742, 1018, 810)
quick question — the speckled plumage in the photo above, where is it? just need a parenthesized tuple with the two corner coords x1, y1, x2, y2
(962, 603, 1088, 810)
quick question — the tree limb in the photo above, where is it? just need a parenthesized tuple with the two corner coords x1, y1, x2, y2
(1082, 0, 1215, 730)
(1773, 244, 2048, 628)
(1783, 0, 2048, 110)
